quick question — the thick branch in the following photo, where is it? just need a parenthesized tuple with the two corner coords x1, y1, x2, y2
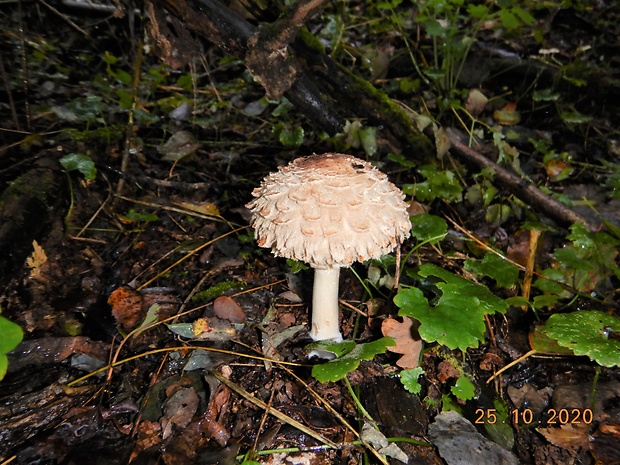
(155, 0, 342, 133)
(151, 0, 435, 155)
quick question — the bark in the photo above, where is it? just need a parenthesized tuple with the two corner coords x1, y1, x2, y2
(150, 0, 435, 155)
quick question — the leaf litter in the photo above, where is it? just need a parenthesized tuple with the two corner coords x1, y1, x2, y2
(0, 1, 619, 464)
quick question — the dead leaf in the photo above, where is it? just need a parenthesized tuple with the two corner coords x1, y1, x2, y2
(108, 286, 144, 330)
(465, 89, 489, 116)
(157, 130, 201, 162)
(494, 102, 521, 125)
(381, 317, 422, 369)
(130, 421, 162, 462)
(200, 384, 231, 447)
(537, 423, 589, 449)
(173, 200, 220, 217)
(479, 351, 503, 371)
(26, 240, 47, 279)
(213, 296, 246, 323)
(544, 158, 573, 180)
(161, 387, 200, 440)
(437, 360, 460, 383)
(590, 423, 620, 464)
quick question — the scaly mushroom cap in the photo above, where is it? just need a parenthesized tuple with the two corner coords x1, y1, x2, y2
(246, 153, 411, 269)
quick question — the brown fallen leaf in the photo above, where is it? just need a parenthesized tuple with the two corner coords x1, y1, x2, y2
(213, 295, 246, 323)
(161, 387, 200, 440)
(381, 317, 422, 369)
(130, 420, 162, 462)
(537, 423, 589, 449)
(200, 384, 231, 447)
(108, 286, 144, 331)
(590, 422, 620, 465)
(26, 240, 48, 279)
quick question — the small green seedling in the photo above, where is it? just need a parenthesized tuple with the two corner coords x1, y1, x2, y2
(400, 367, 424, 395)
(60, 153, 97, 181)
(535, 223, 619, 296)
(451, 376, 476, 401)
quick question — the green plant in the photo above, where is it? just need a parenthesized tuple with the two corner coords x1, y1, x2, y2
(307, 337, 395, 382)
(402, 164, 463, 203)
(535, 223, 619, 297)
(540, 310, 620, 368)
(395, 264, 509, 350)
(0, 309, 23, 381)
(386, 0, 535, 97)
(60, 153, 97, 181)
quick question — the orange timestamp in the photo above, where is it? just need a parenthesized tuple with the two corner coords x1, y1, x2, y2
(474, 407, 594, 426)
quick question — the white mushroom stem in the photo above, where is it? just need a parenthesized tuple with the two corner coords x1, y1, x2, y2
(310, 267, 344, 342)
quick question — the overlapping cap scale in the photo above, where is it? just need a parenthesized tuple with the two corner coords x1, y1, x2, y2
(246, 153, 411, 269)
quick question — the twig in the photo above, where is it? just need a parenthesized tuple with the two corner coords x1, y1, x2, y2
(38, 0, 90, 36)
(212, 370, 339, 449)
(446, 127, 598, 231)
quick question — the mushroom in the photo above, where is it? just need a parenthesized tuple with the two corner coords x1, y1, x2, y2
(246, 153, 411, 343)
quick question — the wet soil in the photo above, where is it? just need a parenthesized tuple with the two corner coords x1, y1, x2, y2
(1, 2, 619, 464)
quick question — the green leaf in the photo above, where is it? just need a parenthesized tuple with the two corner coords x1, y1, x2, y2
(359, 126, 378, 157)
(396, 286, 485, 350)
(485, 398, 514, 450)
(278, 126, 304, 148)
(109, 68, 132, 86)
(467, 4, 489, 19)
(387, 153, 416, 169)
(498, 9, 520, 31)
(425, 20, 445, 37)
(166, 322, 195, 339)
(309, 338, 395, 383)
(307, 340, 356, 359)
(539, 223, 619, 294)
(451, 376, 476, 401)
(465, 252, 519, 288)
(532, 89, 560, 102)
(134, 304, 160, 337)
(541, 311, 620, 367)
(124, 209, 159, 222)
(410, 214, 447, 244)
(400, 367, 424, 394)
(485, 204, 511, 227)
(560, 111, 593, 125)
(0, 315, 23, 354)
(55, 95, 103, 123)
(0, 314, 24, 381)
(395, 265, 508, 350)
(0, 356, 7, 381)
(412, 165, 462, 202)
(60, 153, 97, 181)
(419, 265, 509, 316)
(529, 326, 575, 355)
(511, 6, 535, 26)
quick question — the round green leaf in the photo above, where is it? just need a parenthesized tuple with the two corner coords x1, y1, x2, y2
(410, 214, 447, 244)
(541, 311, 620, 367)
(59, 153, 97, 181)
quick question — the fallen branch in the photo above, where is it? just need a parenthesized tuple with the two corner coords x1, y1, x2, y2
(446, 127, 598, 231)
(150, 0, 435, 156)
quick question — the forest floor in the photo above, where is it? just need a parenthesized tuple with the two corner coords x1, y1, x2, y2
(0, 1, 619, 464)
